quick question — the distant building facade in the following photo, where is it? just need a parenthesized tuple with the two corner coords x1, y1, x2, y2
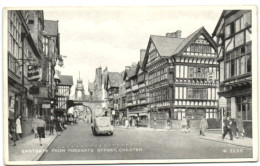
(56, 75, 73, 116)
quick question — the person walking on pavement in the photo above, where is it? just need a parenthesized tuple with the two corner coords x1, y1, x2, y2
(32, 115, 39, 138)
(15, 115, 22, 140)
(181, 116, 188, 133)
(36, 116, 46, 146)
(49, 114, 55, 135)
(132, 117, 136, 128)
(236, 114, 245, 139)
(125, 117, 129, 128)
(153, 116, 157, 130)
(167, 116, 171, 130)
(222, 116, 233, 141)
(200, 116, 208, 136)
(55, 117, 62, 135)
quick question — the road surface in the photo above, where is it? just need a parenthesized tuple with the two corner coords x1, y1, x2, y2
(40, 122, 253, 160)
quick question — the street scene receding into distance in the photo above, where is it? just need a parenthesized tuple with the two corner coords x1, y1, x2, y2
(5, 7, 254, 163)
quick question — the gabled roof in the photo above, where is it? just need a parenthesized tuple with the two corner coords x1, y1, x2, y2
(59, 75, 73, 86)
(173, 26, 217, 56)
(150, 35, 184, 57)
(107, 72, 121, 88)
(143, 27, 217, 68)
(135, 61, 144, 75)
(44, 20, 59, 36)
(212, 10, 238, 37)
(123, 64, 137, 80)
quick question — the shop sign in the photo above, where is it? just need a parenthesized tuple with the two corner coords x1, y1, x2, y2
(219, 97, 227, 108)
(28, 65, 42, 81)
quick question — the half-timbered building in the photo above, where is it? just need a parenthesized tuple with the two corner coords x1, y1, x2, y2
(212, 10, 252, 137)
(143, 28, 219, 129)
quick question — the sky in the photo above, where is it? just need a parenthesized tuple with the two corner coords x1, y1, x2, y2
(44, 7, 223, 96)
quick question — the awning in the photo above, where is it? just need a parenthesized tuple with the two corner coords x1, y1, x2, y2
(128, 108, 149, 115)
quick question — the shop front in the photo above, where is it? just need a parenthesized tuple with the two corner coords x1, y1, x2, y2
(172, 107, 221, 129)
(149, 107, 171, 129)
(128, 106, 150, 127)
(219, 85, 252, 137)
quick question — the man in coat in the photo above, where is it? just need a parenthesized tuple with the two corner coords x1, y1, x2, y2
(222, 116, 233, 141)
(200, 116, 208, 136)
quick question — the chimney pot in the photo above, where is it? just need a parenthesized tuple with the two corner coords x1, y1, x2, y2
(166, 30, 182, 38)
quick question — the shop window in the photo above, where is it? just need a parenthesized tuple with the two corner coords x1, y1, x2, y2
(236, 96, 252, 121)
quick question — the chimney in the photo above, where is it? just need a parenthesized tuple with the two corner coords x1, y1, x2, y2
(166, 30, 182, 38)
(125, 66, 131, 70)
(131, 62, 137, 67)
(140, 49, 146, 62)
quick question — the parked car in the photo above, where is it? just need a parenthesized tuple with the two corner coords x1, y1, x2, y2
(91, 116, 113, 136)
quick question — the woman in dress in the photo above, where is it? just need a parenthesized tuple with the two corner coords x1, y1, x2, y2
(32, 115, 38, 138)
(15, 115, 22, 139)
(55, 117, 62, 135)
(35, 116, 46, 146)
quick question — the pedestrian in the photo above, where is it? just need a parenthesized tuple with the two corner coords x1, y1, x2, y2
(49, 114, 55, 135)
(199, 116, 208, 136)
(9, 119, 17, 146)
(181, 116, 187, 133)
(236, 114, 245, 139)
(222, 116, 233, 141)
(167, 116, 171, 129)
(125, 117, 129, 128)
(32, 115, 39, 138)
(55, 117, 62, 135)
(36, 116, 46, 146)
(153, 116, 157, 130)
(15, 115, 22, 139)
(132, 117, 136, 128)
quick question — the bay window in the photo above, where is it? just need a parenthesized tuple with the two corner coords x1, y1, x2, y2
(187, 88, 207, 99)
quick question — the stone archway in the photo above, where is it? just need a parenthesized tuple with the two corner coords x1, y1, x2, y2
(73, 100, 103, 122)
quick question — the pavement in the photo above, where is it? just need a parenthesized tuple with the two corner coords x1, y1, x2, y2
(40, 122, 253, 161)
(117, 126, 253, 148)
(8, 130, 57, 161)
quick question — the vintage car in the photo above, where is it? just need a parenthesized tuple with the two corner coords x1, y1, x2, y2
(91, 116, 114, 136)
